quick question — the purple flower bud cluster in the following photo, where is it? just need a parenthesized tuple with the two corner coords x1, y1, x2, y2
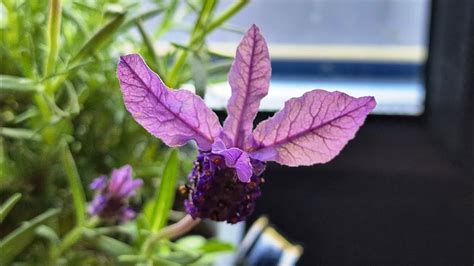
(88, 165, 143, 222)
(185, 151, 266, 224)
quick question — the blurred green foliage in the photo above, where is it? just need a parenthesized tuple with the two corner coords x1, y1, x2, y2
(0, 0, 247, 264)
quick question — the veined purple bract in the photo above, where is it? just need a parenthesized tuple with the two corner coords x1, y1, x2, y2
(117, 25, 376, 223)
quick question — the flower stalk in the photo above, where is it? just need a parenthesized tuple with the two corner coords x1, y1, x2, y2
(142, 215, 201, 255)
(44, 0, 62, 85)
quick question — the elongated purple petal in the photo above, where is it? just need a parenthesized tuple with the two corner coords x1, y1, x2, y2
(88, 195, 107, 216)
(222, 25, 271, 149)
(117, 179, 143, 198)
(117, 54, 222, 150)
(89, 175, 107, 190)
(250, 90, 376, 166)
(108, 165, 132, 195)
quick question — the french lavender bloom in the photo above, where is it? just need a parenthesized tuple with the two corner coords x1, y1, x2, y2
(88, 165, 143, 222)
(117, 25, 376, 224)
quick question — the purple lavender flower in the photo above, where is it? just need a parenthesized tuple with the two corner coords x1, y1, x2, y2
(117, 25, 376, 223)
(88, 165, 143, 222)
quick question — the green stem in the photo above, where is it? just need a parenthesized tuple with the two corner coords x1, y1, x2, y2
(34, 93, 52, 119)
(50, 217, 99, 262)
(141, 215, 200, 256)
(167, 50, 188, 88)
(44, 0, 62, 95)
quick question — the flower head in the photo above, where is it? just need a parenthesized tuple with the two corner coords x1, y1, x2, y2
(117, 25, 376, 223)
(88, 165, 143, 222)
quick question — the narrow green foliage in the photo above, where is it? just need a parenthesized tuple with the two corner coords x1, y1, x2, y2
(64, 81, 80, 115)
(136, 20, 166, 78)
(122, 6, 165, 30)
(199, 239, 235, 253)
(60, 142, 86, 225)
(53, 225, 84, 260)
(166, 0, 216, 87)
(150, 149, 180, 232)
(0, 75, 40, 92)
(155, 0, 179, 38)
(0, 0, 248, 263)
(0, 127, 41, 141)
(191, 54, 208, 98)
(44, 0, 62, 79)
(0, 193, 22, 223)
(206, 0, 249, 35)
(0, 208, 60, 265)
(167, 0, 247, 87)
(69, 12, 126, 65)
(94, 235, 134, 256)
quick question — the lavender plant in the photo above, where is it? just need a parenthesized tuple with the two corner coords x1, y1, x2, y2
(0, 0, 249, 264)
(117, 25, 376, 227)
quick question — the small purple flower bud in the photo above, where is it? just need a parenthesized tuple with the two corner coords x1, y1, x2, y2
(88, 165, 143, 222)
(89, 175, 107, 190)
(185, 151, 266, 224)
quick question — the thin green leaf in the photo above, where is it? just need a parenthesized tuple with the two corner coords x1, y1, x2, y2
(0, 75, 40, 92)
(118, 254, 148, 263)
(136, 19, 166, 78)
(13, 108, 39, 124)
(150, 149, 179, 232)
(218, 23, 246, 34)
(69, 12, 126, 65)
(0, 193, 21, 223)
(199, 239, 234, 253)
(35, 225, 60, 245)
(122, 6, 165, 30)
(166, 0, 216, 87)
(155, 0, 179, 38)
(191, 54, 207, 98)
(180, 59, 232, 84)
(60, 141, 86, 225)
(0, 208, 60, 265)
(170, 42, 197, 53)
(205, 0, 249, 35)
(52, 217, 99, 260)
(71, 2, 101, 14)
(185, 0, 199, 12)
(62, 8, 88, 37)
(41, 60, 94, 82)
(93, 235, 134, 256)
(175, 235, 206, 250)
(162, 240, 202, 264)
(0, 127, 41, 141)
(64, 81, 80, 115)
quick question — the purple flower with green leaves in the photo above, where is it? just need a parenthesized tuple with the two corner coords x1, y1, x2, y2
(117, 25, 376, 224)
(88, 165, 143, 222)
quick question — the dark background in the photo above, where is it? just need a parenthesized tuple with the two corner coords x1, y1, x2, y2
(242, 0, 472, 265)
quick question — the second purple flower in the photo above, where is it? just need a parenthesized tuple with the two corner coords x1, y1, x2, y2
(88, 165, 143, 222)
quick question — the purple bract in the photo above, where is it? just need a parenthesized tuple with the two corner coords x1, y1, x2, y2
(117, 25, 376, 223)
(88, 165, 143, 222)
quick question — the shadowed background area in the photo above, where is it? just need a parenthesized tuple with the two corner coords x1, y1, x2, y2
(239, 0, 472, 264)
